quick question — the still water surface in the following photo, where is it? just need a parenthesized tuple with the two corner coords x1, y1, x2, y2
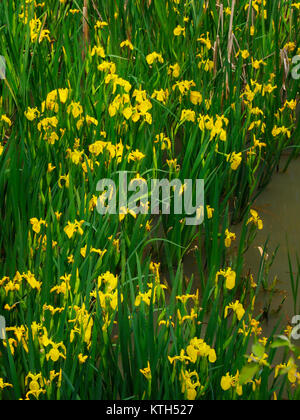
(238, 156, 300, 337)
(183, 156, 300, 339)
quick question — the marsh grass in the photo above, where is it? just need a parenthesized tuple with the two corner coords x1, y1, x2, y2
(0, 0, 299, 400)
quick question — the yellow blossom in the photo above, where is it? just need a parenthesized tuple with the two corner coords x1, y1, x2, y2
(140, 361, 152, 381)
(78, 354, 88, 364)
(24, 107, 40, 121)
(120, 40, 134, 50)
(227, 152, 242, 170)
(190, 91, 202, 105)
(216, 267, 236, 290)
(146, 52, 164, 65)
(225, 301, 245, 321)
(247, 209, 263, 230)
(91, 45, 105, 58)
(168, 63, 180, 78)
(174, 25, 185, 36)
(46, 342, 67, 362)
(64, 220, 85, 239)
(225, 229, 236, 248)
(1, 114, 12, 126)
(0, 378, 13, 390)
(30, 218, 46, 234)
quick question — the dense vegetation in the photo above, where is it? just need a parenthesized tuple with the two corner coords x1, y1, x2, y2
(0, 0, 299, 400)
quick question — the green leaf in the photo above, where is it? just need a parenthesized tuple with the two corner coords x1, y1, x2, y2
(271, 335, 291, 349)
(239, 364, 259, 386)
(252, 342, 265, 359)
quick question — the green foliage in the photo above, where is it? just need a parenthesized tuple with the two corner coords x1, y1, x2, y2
(0, 0, 299, 401)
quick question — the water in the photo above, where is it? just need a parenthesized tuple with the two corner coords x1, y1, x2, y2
(237, 156, 300, 338)
(183, 156, 300, 339)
